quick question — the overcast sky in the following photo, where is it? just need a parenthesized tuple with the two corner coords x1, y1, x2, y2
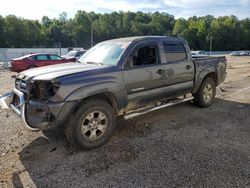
(1, 0, 249, 20)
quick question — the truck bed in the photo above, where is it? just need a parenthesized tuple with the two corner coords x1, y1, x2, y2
(193, 56, 227, 64)
(192, 55, 227, 94)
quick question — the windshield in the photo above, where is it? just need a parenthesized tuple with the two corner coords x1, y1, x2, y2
(78, 41, 131, 65)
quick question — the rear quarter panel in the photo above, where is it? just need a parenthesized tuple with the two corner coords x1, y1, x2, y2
(192, 56, 227, 93)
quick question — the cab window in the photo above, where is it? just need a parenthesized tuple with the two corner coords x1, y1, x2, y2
(164, 42, 187, 62)
(130, 45, 158, 67)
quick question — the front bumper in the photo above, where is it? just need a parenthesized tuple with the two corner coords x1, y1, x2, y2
(0, 88, 80, 131)
(0, 88, 39, 131)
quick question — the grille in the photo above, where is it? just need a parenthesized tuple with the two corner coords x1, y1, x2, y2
(12, 94, 21, 109)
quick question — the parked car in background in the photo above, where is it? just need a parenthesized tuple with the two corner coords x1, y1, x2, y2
(191, 50, 209, 58)
(230, 51, 247, 56)
(62, 50, 87, 60)
(9, 53, 75, 72)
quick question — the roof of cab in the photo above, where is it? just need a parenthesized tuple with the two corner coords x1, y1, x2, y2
(106, 36, 185, 43)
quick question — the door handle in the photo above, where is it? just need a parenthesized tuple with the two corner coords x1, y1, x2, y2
(186, 65, 192, 70)
(156, 69, 165, 75)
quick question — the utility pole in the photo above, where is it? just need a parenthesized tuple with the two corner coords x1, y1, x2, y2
(209, 33, 213, 55)
(59, 42, 62, 55)
(210, 35, 213, 55)
(91, 25, 94, 47)
(206, 33, 213, 55)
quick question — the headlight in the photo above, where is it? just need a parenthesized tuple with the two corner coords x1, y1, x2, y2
(31, 80, 60, 100)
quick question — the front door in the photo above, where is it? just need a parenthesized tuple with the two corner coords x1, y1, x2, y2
(123, 41, 167, 110)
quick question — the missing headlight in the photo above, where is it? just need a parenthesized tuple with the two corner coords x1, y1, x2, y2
(31, 80, 60, 100)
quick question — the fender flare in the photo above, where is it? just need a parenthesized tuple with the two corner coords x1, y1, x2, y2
(193, 66, 217, 94)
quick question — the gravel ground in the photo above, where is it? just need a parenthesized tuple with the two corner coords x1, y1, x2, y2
(0, 56, 250, 187)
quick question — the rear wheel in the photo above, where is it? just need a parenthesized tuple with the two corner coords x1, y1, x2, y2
(193, 77, 216, 107)
(65, 99, 116, 149)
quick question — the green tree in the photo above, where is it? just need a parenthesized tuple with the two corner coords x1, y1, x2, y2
(4, 15, 25, 47)
(0, 12, 249, 50)
(173, 18, 187, 35)
(240, 18, 250, 49)
(23, 20, 42, 47)
(59, 12, 67, 25)
(210, 16, 241, 50)
(0, 15, 6, 47)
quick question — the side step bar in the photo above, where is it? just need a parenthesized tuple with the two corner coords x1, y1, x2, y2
(124, 97, 194, 120)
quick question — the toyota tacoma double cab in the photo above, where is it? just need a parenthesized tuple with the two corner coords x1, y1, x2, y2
(0, 36, 227, 149)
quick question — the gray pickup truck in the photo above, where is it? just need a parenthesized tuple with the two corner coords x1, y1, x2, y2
(0, 36, 227, 149)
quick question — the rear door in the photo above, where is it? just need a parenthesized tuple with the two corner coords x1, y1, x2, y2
(49, 55, 64, 65)
(123, 41, 168, 109)
(162, 41, 194, 95)
(33, 54, 50, 67)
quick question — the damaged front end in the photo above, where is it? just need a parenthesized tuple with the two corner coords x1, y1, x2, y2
(0, 76, 76, 131)
(0, 88, 39, 131)
(25, 79, 63, 130)
(30, 80, 61, 101)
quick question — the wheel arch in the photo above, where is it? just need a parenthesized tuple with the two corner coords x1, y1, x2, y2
(193, 69, 218, 94)
(72, 92, 119, 116)
(204, 72, 218, 86)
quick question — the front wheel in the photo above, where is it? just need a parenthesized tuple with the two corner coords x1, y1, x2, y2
(193, 77, 216, 107)
(65, 99, 116, 150)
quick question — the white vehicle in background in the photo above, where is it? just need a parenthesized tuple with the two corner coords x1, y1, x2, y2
(191, 51, 209, 58)
(62, 50, 87, 60)
(230, 51, 247, 56)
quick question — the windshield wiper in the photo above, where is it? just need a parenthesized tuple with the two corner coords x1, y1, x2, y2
(85, 62, 103, 65)
(76, 60, 82, 63)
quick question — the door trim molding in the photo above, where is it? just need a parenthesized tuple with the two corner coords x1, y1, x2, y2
(131, 87, 144, 92)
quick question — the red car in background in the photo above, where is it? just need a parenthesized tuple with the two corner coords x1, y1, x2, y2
(9, 53, 76, 72)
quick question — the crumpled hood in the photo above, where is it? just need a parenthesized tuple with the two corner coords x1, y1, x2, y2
(16, 63, 108, 81)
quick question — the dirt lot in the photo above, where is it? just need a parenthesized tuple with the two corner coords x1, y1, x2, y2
(0, 55, 250, 187)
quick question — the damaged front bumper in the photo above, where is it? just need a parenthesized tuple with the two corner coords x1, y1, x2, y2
(0, 88, 39, 131)
(0, 88, 80, 131)
(0, 92, 11, 110)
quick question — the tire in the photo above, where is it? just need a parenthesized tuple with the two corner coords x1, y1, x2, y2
(193, 77, 216, 107)
(65, 99, 116, 150)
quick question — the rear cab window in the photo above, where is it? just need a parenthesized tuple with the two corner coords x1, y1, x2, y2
(163, 42, 187, 62)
